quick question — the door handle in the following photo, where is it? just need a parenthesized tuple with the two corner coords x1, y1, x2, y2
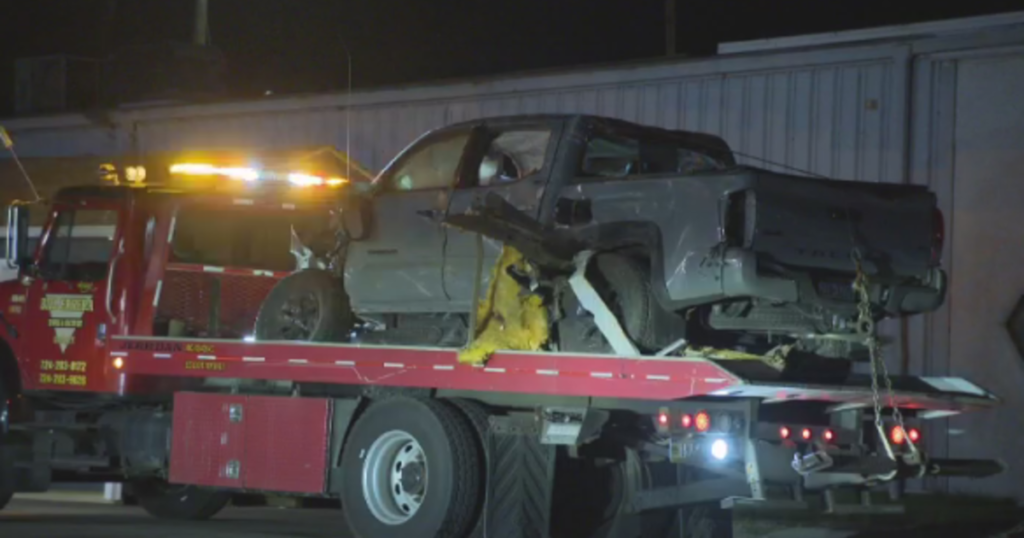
(416, 209, 442, 222)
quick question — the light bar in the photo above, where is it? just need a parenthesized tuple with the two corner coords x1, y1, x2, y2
(169, 162, 348, 188)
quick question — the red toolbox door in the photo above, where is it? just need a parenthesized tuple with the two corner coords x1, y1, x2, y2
(169, 393, 247, 489)
(169, 392, 332, 494)
(243, 396, 331, 493)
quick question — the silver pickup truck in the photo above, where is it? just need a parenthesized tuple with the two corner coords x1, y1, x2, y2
(256, 114, 946, 361)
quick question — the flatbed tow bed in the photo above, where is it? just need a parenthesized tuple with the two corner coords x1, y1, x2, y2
(97, 335, 1003, 538)
(111, 336, 997, 413)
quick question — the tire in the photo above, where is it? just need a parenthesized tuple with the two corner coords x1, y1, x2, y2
(0, 382, 14, 512)
(341, 397, 483, 538)
(133, 479, 230, 521)
(254, 269, 353, 342)
(560, 253, 676, 353)
(448, 399, 492, 538)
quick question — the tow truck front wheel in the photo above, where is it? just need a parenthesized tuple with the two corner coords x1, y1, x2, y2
(255, 269, 353, 342)
(341, 397, 482, 538)
(0, 383, 14, 512)
(133, 479, 230, 521)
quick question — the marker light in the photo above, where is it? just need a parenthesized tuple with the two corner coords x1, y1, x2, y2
(681, 414, 693, 429)
(908, 428, 921, 443)
(801, 428, 812, 440)
(779, 426, 791, 439)
(125, 166, 146, 183)
(823, 429, 835, 442)
(113, 357, 124, 370)
(710, 439, 729, 461)
(694, 411, 711, 432)
(890, 426, 906, 445)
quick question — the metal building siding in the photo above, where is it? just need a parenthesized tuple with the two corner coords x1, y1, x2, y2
(4, 124, 118, 159)
(236, 62, 879, 180)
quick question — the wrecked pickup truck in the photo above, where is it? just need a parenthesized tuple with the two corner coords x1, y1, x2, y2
(255, 114, 946, 362)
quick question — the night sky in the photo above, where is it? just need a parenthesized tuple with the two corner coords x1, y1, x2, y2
(1, 0, 1023, 116)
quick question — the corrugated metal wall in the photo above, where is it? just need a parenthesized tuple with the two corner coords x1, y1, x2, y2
(131, 55, 903, 185)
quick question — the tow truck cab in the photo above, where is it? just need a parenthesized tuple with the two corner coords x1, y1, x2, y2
(0, 181, 338, 400)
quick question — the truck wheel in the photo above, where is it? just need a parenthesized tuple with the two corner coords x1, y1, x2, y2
(133, 479, 230, 521)
(0, 383, 14, 511)
(341, 397, 482, 538)
(254, 269, 353, 342)
(448, 399, 492, 538)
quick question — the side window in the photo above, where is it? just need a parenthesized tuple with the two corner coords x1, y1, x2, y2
(389, 132, 471, 191)
(580, 136, 640, 178)
(171, 207, 295, 271)
(476, 129, 552, 187)
(40, 210, 119, 282)
(578, 134, 726, 180)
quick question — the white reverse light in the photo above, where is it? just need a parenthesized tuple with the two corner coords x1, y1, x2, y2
(243, 335, 256, 343)
(710, 439, 729, 461)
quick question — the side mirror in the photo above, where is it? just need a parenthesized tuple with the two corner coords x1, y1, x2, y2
(340, 195, 373, 241)
(5, 205, 29, 269)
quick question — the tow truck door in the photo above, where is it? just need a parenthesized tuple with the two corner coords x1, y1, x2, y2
(17, 202, 123, 393)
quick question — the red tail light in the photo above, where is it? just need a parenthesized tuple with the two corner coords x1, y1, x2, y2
(823, 429, 835, 442)
(779, 426, 791, 439)
(658, 412, 669, 426)
(801, 428, 812, 440)
(694, 411, 711, 432)
(908, 428, 921, 443)
(931, 208, 945, 264)
(681, 414, 693, 429)
(890, 426, 906, 445)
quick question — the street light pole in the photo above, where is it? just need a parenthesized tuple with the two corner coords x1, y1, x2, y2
(340, 38, 353, 182)
(194, 0, 209, 46)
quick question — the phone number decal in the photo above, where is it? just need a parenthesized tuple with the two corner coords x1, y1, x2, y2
(39, 360, 88, 386)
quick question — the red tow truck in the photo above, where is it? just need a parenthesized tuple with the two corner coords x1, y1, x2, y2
(0, 168, 1005, 538)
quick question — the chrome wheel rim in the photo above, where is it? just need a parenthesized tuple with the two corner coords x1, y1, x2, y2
(361, 430, 427, 525)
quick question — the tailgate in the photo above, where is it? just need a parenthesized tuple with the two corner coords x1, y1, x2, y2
(747, 172, 937, 277)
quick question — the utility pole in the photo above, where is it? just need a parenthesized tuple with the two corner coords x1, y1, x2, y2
(665, 0, 676, 57)
(193, 0, 210, 46)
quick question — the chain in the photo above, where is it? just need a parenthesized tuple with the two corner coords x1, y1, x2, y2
(851, 249, 918, 462)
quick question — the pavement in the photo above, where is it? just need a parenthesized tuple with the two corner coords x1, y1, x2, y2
(0, 496, 350, 538)
(3, 492, 1023, 538)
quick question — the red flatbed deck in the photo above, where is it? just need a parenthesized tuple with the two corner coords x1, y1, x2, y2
(110, 336, 999, 413)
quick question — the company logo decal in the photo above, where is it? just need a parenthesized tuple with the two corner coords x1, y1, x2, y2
(40, 294, 94, 353)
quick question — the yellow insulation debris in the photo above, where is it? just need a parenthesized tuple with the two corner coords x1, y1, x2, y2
(458, 246, 550, 365)
(681, 344, 791, 371)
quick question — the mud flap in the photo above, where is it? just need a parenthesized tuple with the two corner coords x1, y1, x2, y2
(484, 416, 556, 538)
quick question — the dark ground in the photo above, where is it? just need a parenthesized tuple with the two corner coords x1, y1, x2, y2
(0, 498, 351, 538)
(2, 495, 1022, 538)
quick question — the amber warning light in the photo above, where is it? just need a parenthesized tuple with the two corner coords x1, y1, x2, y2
(170, 163, 348, 188)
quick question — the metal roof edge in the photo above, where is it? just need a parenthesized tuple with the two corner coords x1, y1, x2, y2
(718, 11, 1024, 55)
